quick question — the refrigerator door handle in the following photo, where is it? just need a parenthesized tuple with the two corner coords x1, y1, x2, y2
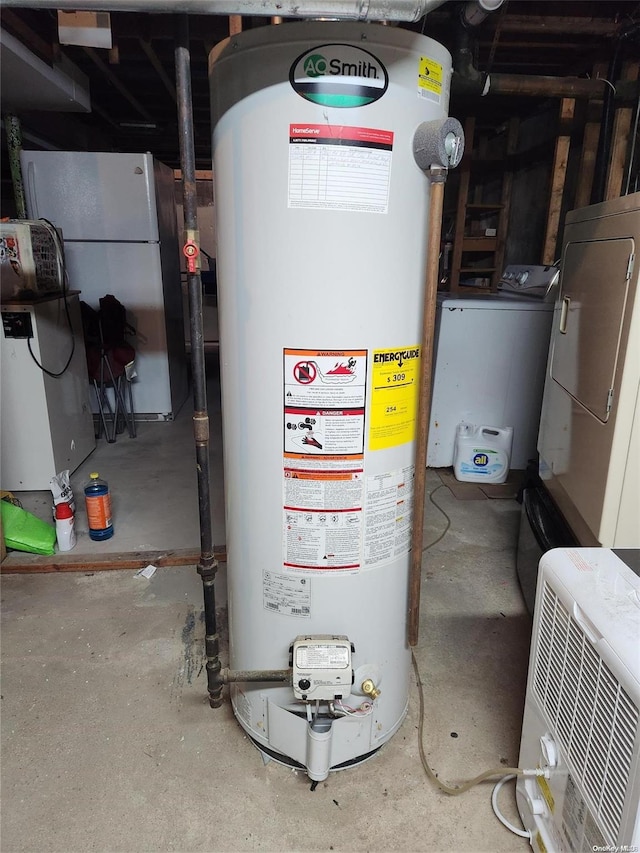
(25, 161, 39, 219)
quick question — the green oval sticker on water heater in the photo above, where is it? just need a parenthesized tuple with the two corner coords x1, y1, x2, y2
(289, 43, 388, 107)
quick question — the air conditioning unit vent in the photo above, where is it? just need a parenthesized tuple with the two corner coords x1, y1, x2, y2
(533, 580, 639, 843)
(518, 549, 640, 852)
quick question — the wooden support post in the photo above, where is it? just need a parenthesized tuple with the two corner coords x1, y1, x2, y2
(542, 98, 575, 265)
(605, 60, 640, 201)
(229, 15, 242, 36)
(492, 117, 519, 289)
(574, 62, 606, 210)
(450, 116, 475, 293)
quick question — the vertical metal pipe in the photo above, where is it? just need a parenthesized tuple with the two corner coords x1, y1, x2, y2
(408, 168, 447, 647)
(4, 115, 27, 218)
(624, 93, 640, 195)
(591, 43, 622, 205)
(175, 13, 222, 708)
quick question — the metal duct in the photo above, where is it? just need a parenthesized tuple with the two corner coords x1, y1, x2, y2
(461, 0, 504, 29)
(0, 0, 451, 23)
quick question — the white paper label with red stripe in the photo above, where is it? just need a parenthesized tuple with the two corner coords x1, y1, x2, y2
(288, 124, 394, 214)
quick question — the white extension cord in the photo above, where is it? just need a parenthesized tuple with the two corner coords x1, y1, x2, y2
(491, 774, 532, 840)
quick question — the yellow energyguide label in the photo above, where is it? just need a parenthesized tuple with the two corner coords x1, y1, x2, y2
(418, 56, 443, 97)
(537, 774, 555, 812)
(369, 346, 420, 451)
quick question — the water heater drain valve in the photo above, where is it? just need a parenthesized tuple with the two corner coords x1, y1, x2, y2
(291, 635, 353, 701)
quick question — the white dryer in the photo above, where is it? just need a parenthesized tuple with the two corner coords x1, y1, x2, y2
(538, 192, 640, 547)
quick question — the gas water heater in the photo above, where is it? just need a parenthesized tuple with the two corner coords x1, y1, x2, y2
(209, 21, 456, 779)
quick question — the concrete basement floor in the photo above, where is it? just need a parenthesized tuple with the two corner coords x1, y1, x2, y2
(1, 357, 533, 852)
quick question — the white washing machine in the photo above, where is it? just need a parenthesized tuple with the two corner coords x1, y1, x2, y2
(427, 268, 557, 470)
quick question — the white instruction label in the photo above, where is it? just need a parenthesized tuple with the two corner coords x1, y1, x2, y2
(364, 465, 414, 568)
(263, 571, 311, 618)
(295, 644, 350, 669)
(284, 506, 362, 573)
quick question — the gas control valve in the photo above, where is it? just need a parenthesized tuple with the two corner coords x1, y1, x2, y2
(291, 635, 353, 701)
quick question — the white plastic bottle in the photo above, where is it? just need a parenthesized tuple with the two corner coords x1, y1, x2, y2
(55, 501, 77, 551)
(453, 423, 513, 484)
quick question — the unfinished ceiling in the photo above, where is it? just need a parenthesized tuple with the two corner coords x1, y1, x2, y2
(1, 1, 640, 171)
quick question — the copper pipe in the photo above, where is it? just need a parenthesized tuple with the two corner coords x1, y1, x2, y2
(408, 168, 447, 648)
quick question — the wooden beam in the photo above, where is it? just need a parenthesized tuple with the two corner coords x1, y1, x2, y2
(83, 46, 155, 123)
(478, 40, 606, 51)
(542, 98, 575, 265)
(0, 8, 54, 63)
(140, 38, 177, 103)
(489, 74, 609, 100)
(499, 15, 620, 36)
(1, 546, 227, 573)
(174, 169, 213, 180)
(90, 100, 122, 130)
(574, 61, 606, 210)
(605, 60, 640, 201)
(228, 15, 242, 36)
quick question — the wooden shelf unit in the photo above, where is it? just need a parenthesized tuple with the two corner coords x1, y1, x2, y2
(448, 116, 519, 293)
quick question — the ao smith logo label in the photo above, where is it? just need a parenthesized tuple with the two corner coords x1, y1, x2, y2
(290, 43, 388, 108)
(373, 348, 419, 367)
(303, 53, 380, 79)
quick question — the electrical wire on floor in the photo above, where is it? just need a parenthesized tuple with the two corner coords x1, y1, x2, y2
(422, 482, 451, 552)
(412, 651, 521, 794)
(26, 218, 76, 378)
(491, 775, 532, 839)
(411, 650, 539, 838)
(414, 487, 537, 838)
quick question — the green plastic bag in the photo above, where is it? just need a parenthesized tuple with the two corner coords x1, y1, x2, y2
(1, 499, 56, 556)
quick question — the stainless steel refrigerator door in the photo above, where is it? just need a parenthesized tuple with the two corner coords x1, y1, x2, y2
(64, 241, 178, 418)
(21, 151, 159, 242)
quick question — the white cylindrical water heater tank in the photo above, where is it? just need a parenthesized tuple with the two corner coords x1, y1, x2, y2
(209, 21, 453, 777)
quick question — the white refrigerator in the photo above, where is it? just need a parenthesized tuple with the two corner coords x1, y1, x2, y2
(20, 151, 188, 420)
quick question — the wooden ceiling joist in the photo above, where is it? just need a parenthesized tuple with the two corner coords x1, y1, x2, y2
(498, 14, 622, 36)
(83, 45, 155, 123)
(140, 38, 177, 103)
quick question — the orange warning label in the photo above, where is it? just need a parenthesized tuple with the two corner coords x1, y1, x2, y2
(86, 494, 112, 530)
